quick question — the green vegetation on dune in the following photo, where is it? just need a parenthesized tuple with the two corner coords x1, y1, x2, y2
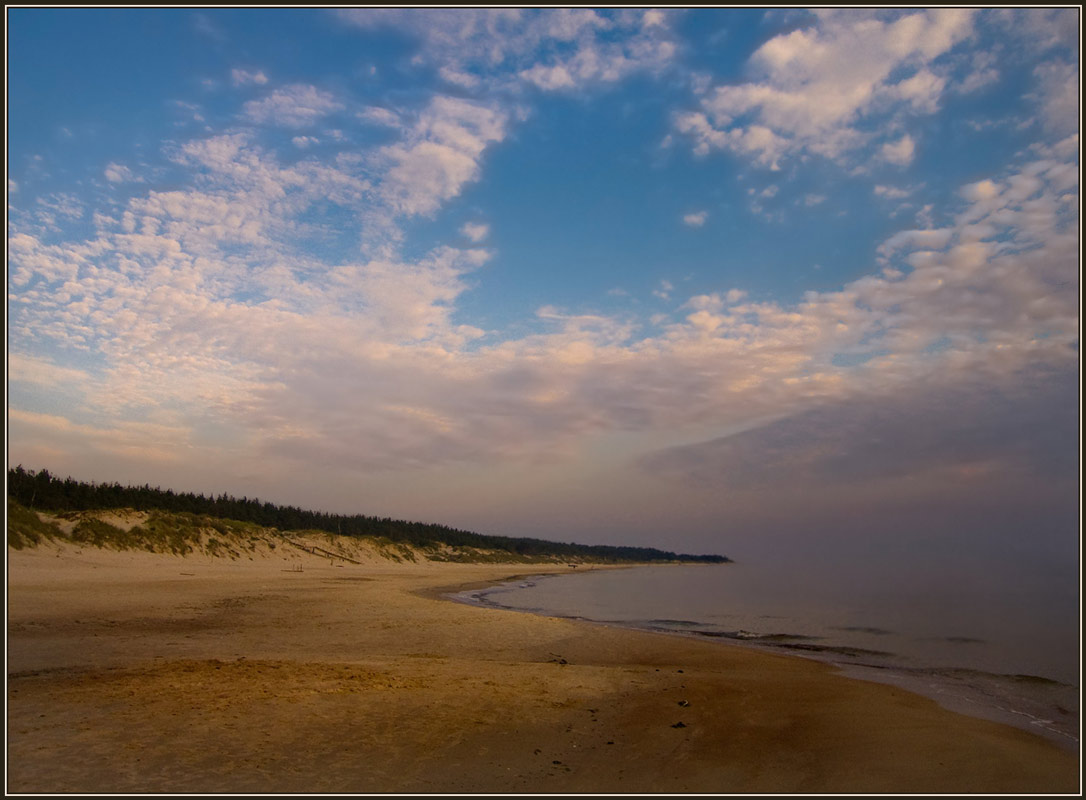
(8, 466, 731, 563)
(7, 499, 64, 550)
(6, 499, 258, 559)
(69, 517, 139, 550)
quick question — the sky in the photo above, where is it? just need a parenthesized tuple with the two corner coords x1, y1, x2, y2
(6, 9, 1081, 588)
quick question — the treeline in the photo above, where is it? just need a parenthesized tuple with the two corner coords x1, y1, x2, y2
(6, 467, 730, 563)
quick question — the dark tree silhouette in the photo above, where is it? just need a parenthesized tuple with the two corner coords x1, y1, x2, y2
(7, 466, 730, 563)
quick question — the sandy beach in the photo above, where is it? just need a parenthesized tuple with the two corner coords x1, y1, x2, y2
(7, 543, 1080, 794)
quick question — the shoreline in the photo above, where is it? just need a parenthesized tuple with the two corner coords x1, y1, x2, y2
(7, 545, 1081, 793)
(450, 569, 1081, 751)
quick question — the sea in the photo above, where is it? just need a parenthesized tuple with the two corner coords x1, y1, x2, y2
(450, 562, 1080, 749)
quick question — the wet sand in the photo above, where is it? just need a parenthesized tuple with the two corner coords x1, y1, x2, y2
(7, 545, 1080, 794)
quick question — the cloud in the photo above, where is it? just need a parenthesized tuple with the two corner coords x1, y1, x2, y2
(439, 66, 481, 89)
(959, 178, 1000, 202)
(6, 42, 1077, 488)
(460, 222, 489, 242)
(192, 13, 226, 42)
(1031, 59, 1080, 135)
(243, 84, 343, 127)
(373, 96, 507, 219)
(639, 362, 1077, 490)
(876, 226, 953, 261)
(231, 68, 269, 87)
(676, 9, 975, 168)
(7, 353, 92, 389)
(880, 133, 916, 165)
(35, 193, 85, 222)
(955, 49, 1000, 94)
(682, 210, 708, 227)
(336, 8, 678, 93)
(993, 8, 1080, 52)
(9, 408, 196, 466)
(104, 162, 135, 183)
(358, 106, 400, 127)
(326, 247, 490, 342)
(172, 100, 206, 124)
(874, 184, 912, 199)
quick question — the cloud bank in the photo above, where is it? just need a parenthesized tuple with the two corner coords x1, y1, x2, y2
(7, 9, 1079, 559)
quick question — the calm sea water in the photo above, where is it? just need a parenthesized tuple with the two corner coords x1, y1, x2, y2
(451, 563, 1080, 748)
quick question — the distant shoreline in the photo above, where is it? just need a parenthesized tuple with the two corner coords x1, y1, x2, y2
(7, 468, 731, 564)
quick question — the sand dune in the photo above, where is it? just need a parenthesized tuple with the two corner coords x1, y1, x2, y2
(7, 543, 1080, 794)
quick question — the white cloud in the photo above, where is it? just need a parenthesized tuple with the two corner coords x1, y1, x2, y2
(891, 69, 946, 112)
(677, 9, 974, 168)
(336, 8, 678, 93)
(876, 227, 953, 261)
(7, 353, 92, 389)
(438, 66, 481, 88)
(642, 10, 666, 30)
(231, 68, 269, 87)
(880, 133, 916, 166)
(517, 35, 677, 92)
(956, 49, 1000, 94)
(460, 222, 489, 242)
(375, 96, 507, 219)
(292, 136, 319, 149)
(36, 193, 85, 222)
(358, 107, 400, 127)
(914, 203, 936, 229)
(874, 184, 912, 199)
(9, 147, 1076, 478)
(1032, 59, 1080, 135)
(747, 184, 785, 220)
(520, 63, 577, 91)
(172, 100, 206, 124)
(959, 178, 1001, 202)
(993, 8, 1079, 52)
(243, 84, 343, 127)
(6, 27, 1077, 492)
(327, 247, 490, 342)
(104, 162, 135, 183)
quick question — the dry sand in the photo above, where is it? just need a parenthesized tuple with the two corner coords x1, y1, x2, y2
(7, 543, 1081, 794)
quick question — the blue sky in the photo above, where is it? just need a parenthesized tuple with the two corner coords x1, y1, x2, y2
(6, 9, 1080, 584)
